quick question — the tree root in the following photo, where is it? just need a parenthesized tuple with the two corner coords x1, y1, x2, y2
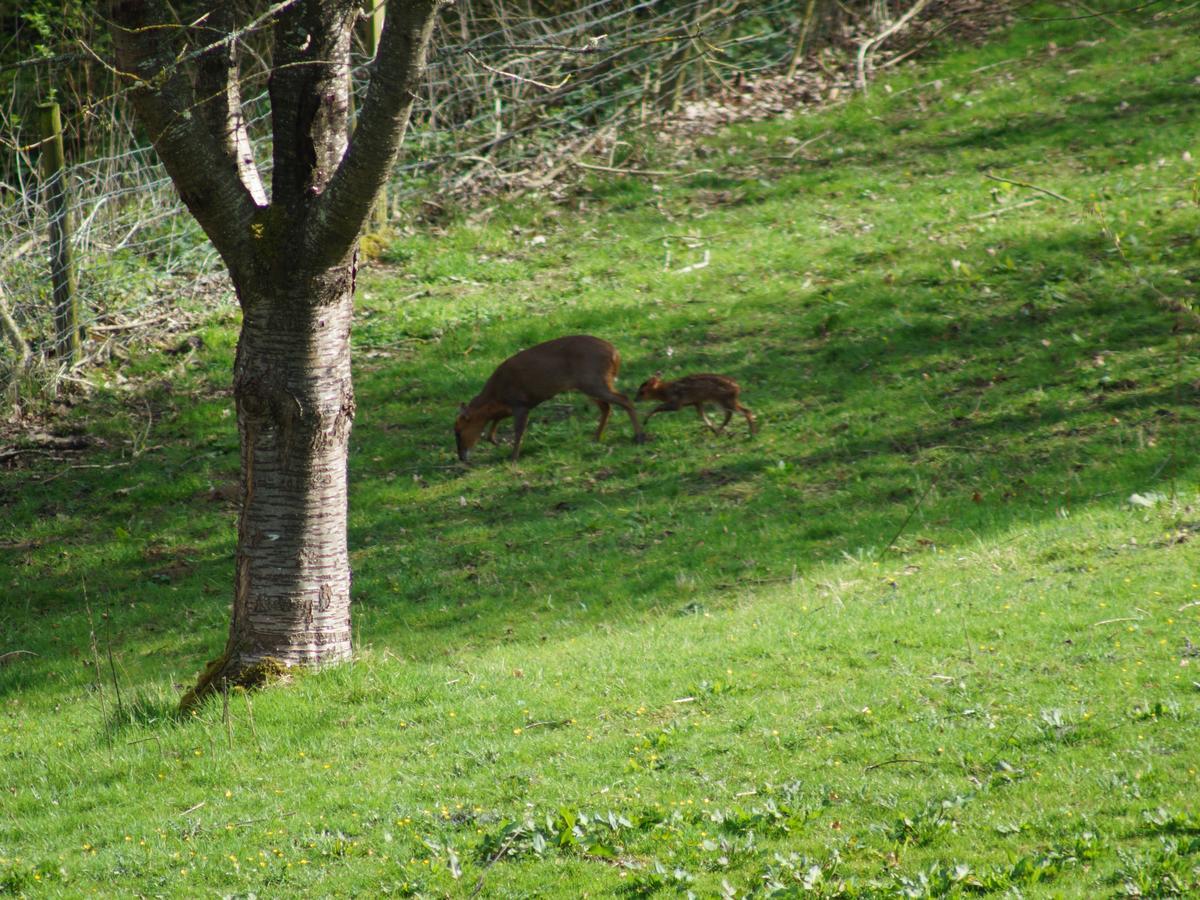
(179, 650, 291, 712)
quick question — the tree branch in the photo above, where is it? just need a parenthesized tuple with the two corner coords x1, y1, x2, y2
(855, 0, 933, 93)
(983, 171, 1072, 203)
(304, 0, 442, 269)
(107, 1, 261, 276)
(268, 0, 359, 220)
(193, 6, 267, 206)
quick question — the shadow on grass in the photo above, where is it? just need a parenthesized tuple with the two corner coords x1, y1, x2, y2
(894, 83, 1199, 160)
(104, 683, 188, 732)
(3, 65, 1198, 704)
(340, 220, 1194, 645)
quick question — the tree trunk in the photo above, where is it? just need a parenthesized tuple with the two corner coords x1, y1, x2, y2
(185, 264, 357, 702)
(107, 0, 441, 708)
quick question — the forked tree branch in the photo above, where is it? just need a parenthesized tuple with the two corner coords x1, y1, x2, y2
(855, 0, 933, 93)
(194, 5, 268, 206)
(268, 0, 359, 220)
(107, 1, 262, 276)
(305, 0, 442, 268)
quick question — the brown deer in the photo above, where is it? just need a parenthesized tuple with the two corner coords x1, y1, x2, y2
(454, 335, 646, 462)
(635, 372, 757, 435)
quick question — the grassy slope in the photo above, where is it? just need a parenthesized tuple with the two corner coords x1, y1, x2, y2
(3, 2, 1200, 896)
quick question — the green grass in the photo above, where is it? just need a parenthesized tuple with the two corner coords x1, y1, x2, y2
(4, 2, 1200, 896)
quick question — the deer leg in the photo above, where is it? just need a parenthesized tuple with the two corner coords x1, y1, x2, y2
(715, 406, 733, 433)
(510, 407, 531, 462)
(736, 402, 756, 434)
(643, 401, 676, 431)
(592, 399, 612, 441)
(484, 415, 505, 445)
(595, 387, 646, 444)
(695, 403, 721, 433)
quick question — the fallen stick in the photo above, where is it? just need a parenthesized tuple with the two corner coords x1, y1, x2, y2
(669, 249, 710, 275)
(573, 160, 675, 177)
(984, 171, 1072, 203)
(573, 160, 714, 180)
(0, 650, 38, 666)
(865, 757, 932, 772)
(762, 130, 831, 161)
(89, 311, 176, 333)
(967, 198, 1043, 219)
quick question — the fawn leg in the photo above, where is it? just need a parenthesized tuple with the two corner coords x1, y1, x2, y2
(694, 403, 721, 433)
(642, 400, 679, 432)
(736, 402, 756, 434)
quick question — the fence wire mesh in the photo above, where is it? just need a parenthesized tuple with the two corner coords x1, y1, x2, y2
(0, 0, 909, 381)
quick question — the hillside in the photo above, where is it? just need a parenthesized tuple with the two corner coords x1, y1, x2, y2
(3, 2, 1200, 896)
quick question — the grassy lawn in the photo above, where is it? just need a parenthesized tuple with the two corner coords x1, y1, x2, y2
(3, 2, 1200, 896)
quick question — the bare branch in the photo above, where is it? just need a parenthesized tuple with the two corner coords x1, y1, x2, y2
(855, 0, 934, 93)
(466, 52, 571, 90)
(983, 171, 1073, 203)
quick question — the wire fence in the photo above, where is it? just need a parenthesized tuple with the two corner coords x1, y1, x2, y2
(0, 0, 924, 387)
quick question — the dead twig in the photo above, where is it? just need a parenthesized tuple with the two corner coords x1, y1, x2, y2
(761, 130, 831, 162)
(230, 811, 296, 829)
(470, 829, 519, 899)
(0, 448, 68, 463)
(0, 650, 38, 666)
(883, 473, 940, 553)
(984, 171, 1072, 203)
(573, 161, 714, 180)
(466, 51, 571, 91)
(573, 160, 675, 178)
(668, 249, 711, 275)
(865, 757, 932, 771)
(892, 57, 1023, 97)
(88, 311, 177, 333)
(127, 735, 163, 747)
(35, 461, 132, 485)
(1028, 0, 1162, 20)
(967, 198, 1043, 219)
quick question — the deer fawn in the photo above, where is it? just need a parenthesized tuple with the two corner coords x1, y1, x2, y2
(635, 372, 756, 435)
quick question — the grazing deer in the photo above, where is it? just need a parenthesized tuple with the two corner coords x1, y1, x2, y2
(455, 335, 646, 462)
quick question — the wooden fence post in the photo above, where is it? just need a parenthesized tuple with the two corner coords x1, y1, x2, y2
(657, 16, 698, 113)
(36, 101, 81, 365)
(787, 0, 820, 79)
